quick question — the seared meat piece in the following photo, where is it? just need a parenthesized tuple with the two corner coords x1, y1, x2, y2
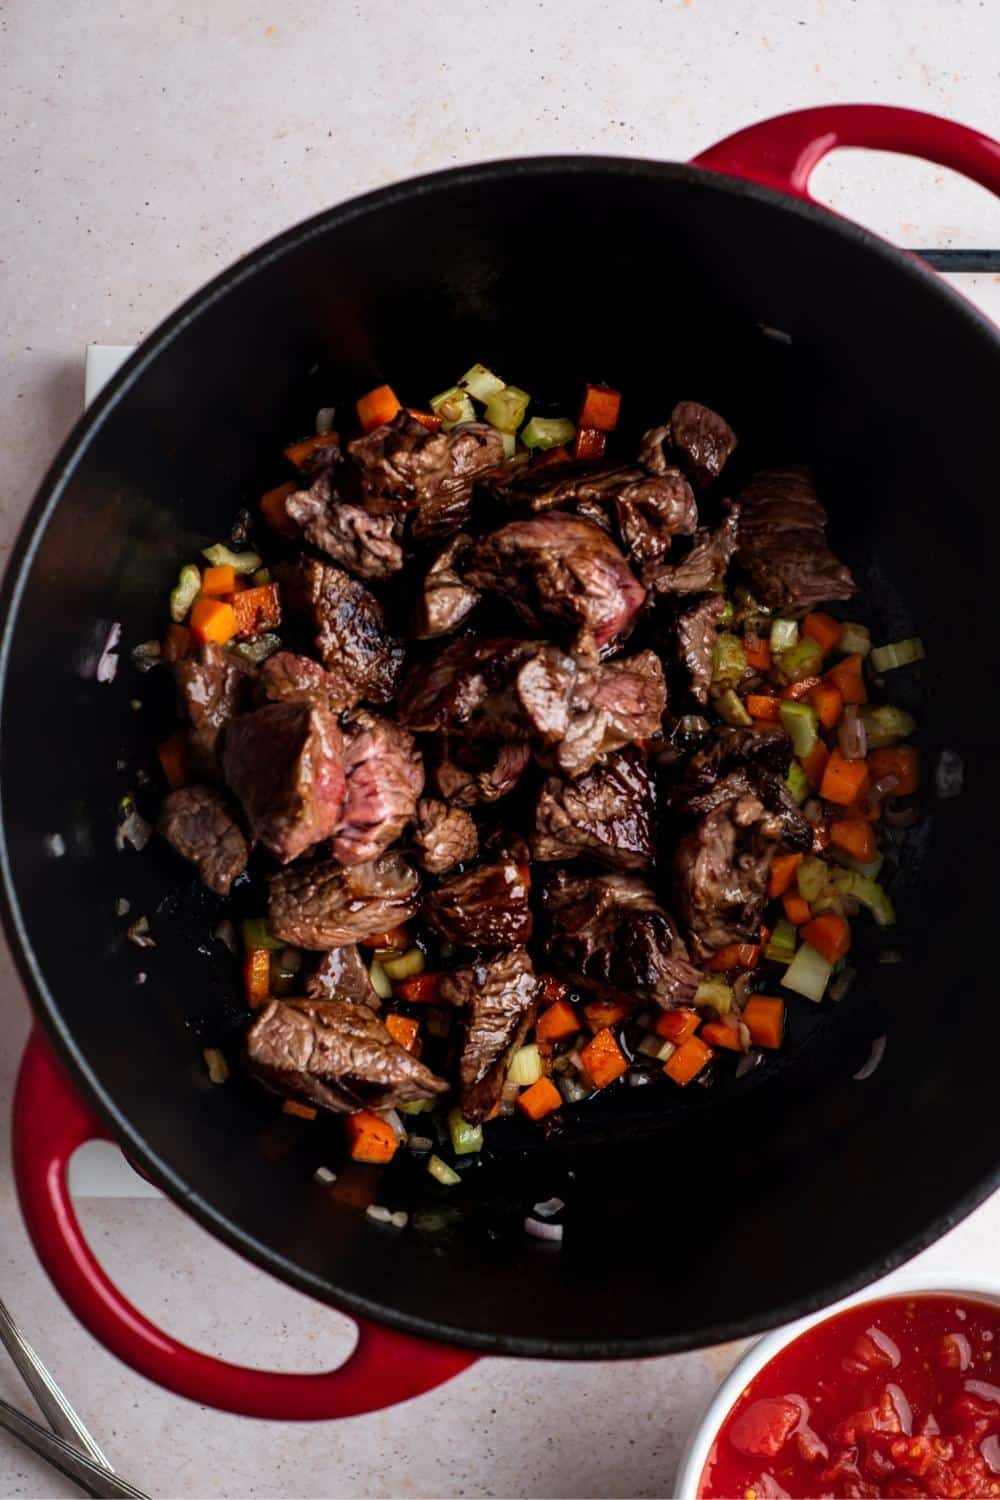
(532, 747, 655, 870)
(269, 852, 421, 949)
(509, 647, 580, 742)
(158, 785, 248, 895)
(736, 466, 856, 613)
(439, 948, 541, 1123)
(465, 513, 646, 656)
(423, 858, 533, 947)
(223, 702, 345, 864)
(259, 650, 357, 713)
(174, 643, 254, 777)
(245, 998, 447, 1114)
(489, 458, 640, 515)
(331, 710, 423, 866)
(398, 637, 570, 742)
(281, 558, 405, 705)
(670, 728, 812, 848)
(286, 474, 403, 580)
(347, 413, 504, 537)
(613, 469, 698, 579)
(674, 725, 792, 792)
(542, 871, 699, 1009)
(411, 534, 480, 639)
(412, 422, 506, 539)
(412, 798, 479, 875)
(304, 945, 381, 1008)
(650, 501, 740, 596)
(434, 740, 532, 807)
(674, 594, 726, 706)
(646, 401, 737, 490)
(554, 650, 667, 778)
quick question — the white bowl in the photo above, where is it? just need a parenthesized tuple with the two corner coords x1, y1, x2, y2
(673, 1272, 1000, 1500)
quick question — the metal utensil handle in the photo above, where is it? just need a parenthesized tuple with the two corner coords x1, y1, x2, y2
(0, 1299, 113, 1470)
(0, 1397, 148, 1500)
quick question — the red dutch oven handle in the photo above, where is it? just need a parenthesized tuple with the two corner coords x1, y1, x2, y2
(12, 1031, 476, 1420)
(692, 103, 1000, 201)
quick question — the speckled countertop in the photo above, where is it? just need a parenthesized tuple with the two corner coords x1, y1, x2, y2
(2, 2, 999, 1496)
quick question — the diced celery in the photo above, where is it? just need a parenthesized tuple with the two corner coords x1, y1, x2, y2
(779, 700, 819, 759)
(785, 761, 810, 805)
(694, 978, 733, 1014)
(830, 848, 885, 880)
(507, 1043, 543, 1086)
(399, 1097, 437, 1116)
(484, 385, 531, 434)
(521, 416, 576, 450)
(871, 637, 925, 673)
(241, 916, 282, 951)
(832, 869, 896, 926)
(796, 855, 830, 904)
(782, 942, 833, 1002)
(232, 632, 281, 664)
(713, 633, 748, 685)
(169, 564, 201, 622)
(381, 946, 425, 981)
(765, 918, 798, 965)
(775, 636, 824, 684)
(717, 598, 735, 627)
(770, 618, 799, 653)
(859, 704, 917, 748)
(500, 432, 517, 459)
(430, 387, 476, 430)
(716, 689, 753, 728)
(839, 621, 872, 657)
(201, 543, 262, 574)
(427, 1154, 461, 1186)
(447, 1109, 484, 1155)
(369, 961, 393, 1000)
(458, 363, 505, 401)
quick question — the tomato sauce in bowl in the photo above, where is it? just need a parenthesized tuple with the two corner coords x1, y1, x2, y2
(699, 1295, 1000, 1498)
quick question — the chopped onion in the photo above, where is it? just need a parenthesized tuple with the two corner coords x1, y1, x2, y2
(96, 622, 122, 683)
(368, 960, 392, 999)
(853, 1035, 887, 1080)
(837, 705, 867, 761)
(964, 1378, 1000, 1404)
(524, 1216, 563, 1243)
(134, 971, 148, 986)
(557, 1075, 588, 1104)
(735, 1048, 764, 1078)
(130, 639, 161, 671)
(532, 1197, 564, 1219)
(390, 1210, 409, 1229)
(115, 804, 152, 853)
(378, 1108, 405, 1140)
(115, 897, 131, 917)
(203, 1047, 229, 1084)
(313, 1165, 337, 1185)
(830, 963, 857, 1002)
(871, 637, 925, 673)
(44, 833, 66, 859)
(406, 1134, 433, 1152)
(366, 1205, 392, 1224)
(426, 1154, 460, 1187)
(982, 1435, 1000, 1475)
(638, 1033, 674, 1061)
(126, 915, 156, 948)
(507, 1043, 542, 1086)
(869, 1327, 902, 1367)
(885, 1382, 912, 1434)
(936, 748, 964, 800)
(315, 405, 337, 434)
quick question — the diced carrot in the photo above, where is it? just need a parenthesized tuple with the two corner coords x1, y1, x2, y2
(867, 745, 920, 798)
(579, 383, 622, 432)
(516, 862, 532, 890)
(802, 613, 844, 657)
(228, 583, 281, 639)
(654, 1008, 700, 1044)
(820, 747, 871, 806)
(393, 972, 440, 1003)
(162, 623, 193, 662)
(283, 1099, 317, 1120)
(842, 795, 880, 823)
(664, 1035, 713, 1086)
(826, 653, 868, 705)
(201, 564, 237, 597)
(384, 1013, 420, 1052)
(583, 999, 630, 1032)
(345, 1110, 398, 1164)
(360, 925, 412, 951)
(743, 996, 785, 1050)
(783, 891, 812, 926)
(517, 1076, 563, 1121)
(356, 384, 401, 433)
(808, 680, 844, 731)
(157, 732, 191, 790)
(699, 1021, 744, 1053)
(829, 818, 877, 863)
(801, 913, 852, 964)
(574, 426, 607, 460)
(780, 675, 822, 701)
(406, 408, 443, 432)
(812, 821, 832, 852)
(580, 1027, 628, 1089)
(260, 480, 300, 538)
(190, 597, 237, 646)
(540, 975, 570, 1006)
(768, 852, 803, 899)
(801, 739, 831, 789)
(284, 432, 341, 470)
(536, 997, 580, 1044)
(746, 693, 781, 723)
(244, 948, 271, 1008)
(706, 942, 760, 971)
(529, 445, 571, 470)
(743, 638, 772, 672)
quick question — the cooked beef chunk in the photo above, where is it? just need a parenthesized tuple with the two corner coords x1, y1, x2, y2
(736, 466, 856, 613)
(286, 474, 403, 580)
(532, 746, 655, 870)
(331, 710, 423, 866)
(658, 401, 738, 489)
(553, 650, 667, 778)
(346, 413, 504, 537)
(438, 948, 541, 1123)
(613, 468, 698, 580)
(411, 534, 480, 639)
(489, 458, 640, 515)
(158, 785, 248, 895)
(259, 650, 357, 713)
(223, 702, 345, 864)
(465, 513, 646, 656)
(674, 725, 793, 793)
(398, 637, 567, 741)
(637, 424, 673, 475)
(674, 594, 726, 706)
(269, 852, 421, 949)
(281, 558, 405, 705)
(412, 798, 479, 874)
(174, 643, 254, 777)
(245, 998, 447, 1114)
(304, 944, 381, 1008)
(670, 728, 812, 848)
(434, 740, 532, 807)
(423, 858, 533, 947)
(509, 646, 580, 742)
(412, 422, 506, 539)
(542, 871, 699, 1009)
(650, 501, 741, 595)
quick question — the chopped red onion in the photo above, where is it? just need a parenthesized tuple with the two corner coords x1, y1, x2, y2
(838, 705, 867, 761)
(853, 1035, 886, 1080)
(378, 1107, 405, 1140)
(886, 1382, 912, 1434)
(735, 1048, 764, 1078)
(406, 1134, 434, 1152)
(982, 1435, 1000, 1474)
(315, 406, 337, 435)
(524, 1216, 564, 1243)
(965, 1378, 1000, 1404)
(532, 1197, 565, 1219)
(945, 1332, 972, 1370)
(869, 1326, 901, 1367)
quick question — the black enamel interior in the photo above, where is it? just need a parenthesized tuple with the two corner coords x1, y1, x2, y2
(2, 158, 998, 1358)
